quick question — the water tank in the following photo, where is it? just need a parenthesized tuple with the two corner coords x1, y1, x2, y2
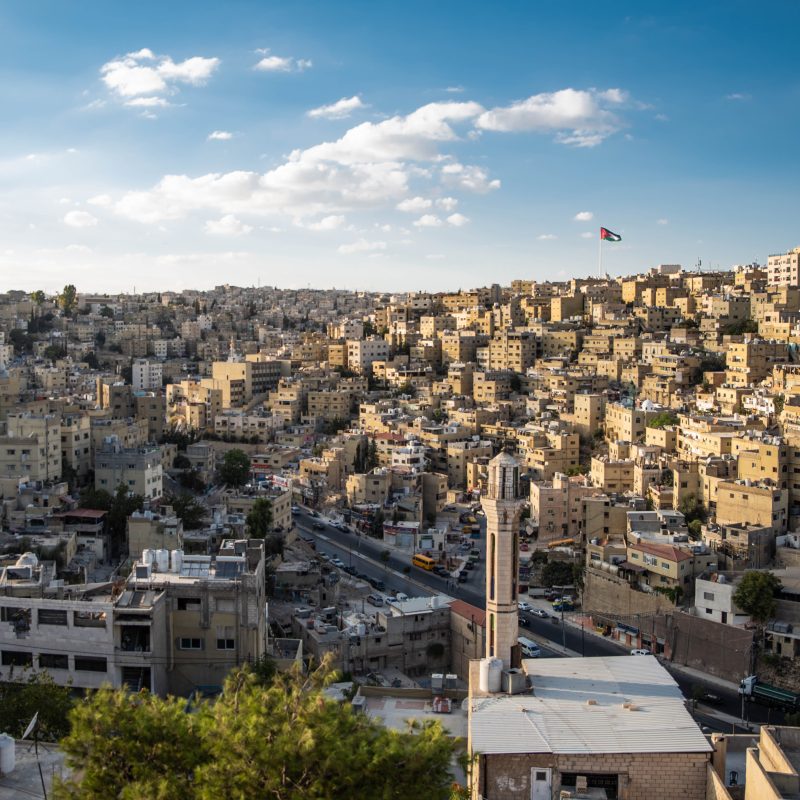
(487, 658, 503, 693)
(156, 549, 169, 573)
(142, 549, 154, 568)
(171, 549, 184, 574)
(16, 553, 38, 569)
(479, 659, 491, 693)
(0, 734, 14, 775)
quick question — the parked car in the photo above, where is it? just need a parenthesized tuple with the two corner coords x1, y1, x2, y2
(291, 506, 300, 516)
(457, 571, 469, 583)
(394, 592, 409, 601)
(367, 594, 384, 606)
(630, 648, 651, 656)
(432, 565, 448, 576)
(312, 521, 325, 530)
(699, 691, 723, 705)
(331, 558, 345, 568)
(531, 608, 548, 618)
(343, 565, 357, 575)
(369, 578, 386, 591)
(464, 561, 474, 570)
(518, 601, 532, 612)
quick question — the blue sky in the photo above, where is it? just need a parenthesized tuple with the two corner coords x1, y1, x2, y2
(1, 0, 799, 293)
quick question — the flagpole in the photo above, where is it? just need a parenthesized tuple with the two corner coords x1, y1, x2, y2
(598, 230, 603, 279)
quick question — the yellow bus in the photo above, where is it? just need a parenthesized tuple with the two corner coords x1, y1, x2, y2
(412, 553, 436, 571)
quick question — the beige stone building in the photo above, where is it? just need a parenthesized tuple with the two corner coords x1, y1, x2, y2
(767, 246, 800, 287)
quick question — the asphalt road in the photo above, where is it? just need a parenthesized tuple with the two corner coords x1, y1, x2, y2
(295, 510, 784, 726)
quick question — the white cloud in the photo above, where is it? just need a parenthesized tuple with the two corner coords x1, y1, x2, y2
(113, 101, 491, 224)
(413, 214, 443, 228)
(446, 212, 469, 227)
(204, 215, 253, 236)
(657, 218, 669, 225)
(426, 253, 446, 259)
(337, 238, 386, 254)
(305, 215, 346, 231)
(65, 244, 93, 254)
(88, 194, 112, 207)
(476, 88, 629, 147)
(254, 51, 312, 73)
(537, 233, 557, 240)
(726, 92, 751, 101)
(574, 210, 593, 221)
(397, 196, 432, 213)
(307, 95, 366, 120)
(445, 87, 464, 94)
(64, 210, 98, 228)
(436, 196, 458, 211)
(208, 130, 233, 141)
(100, 49, 219, 107)
(580, 231, 593, 239)
(441, 162, 500, 193)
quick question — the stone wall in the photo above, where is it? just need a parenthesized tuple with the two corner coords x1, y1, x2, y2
(584, 566, 674, 617)
(474, 751, 710, 800)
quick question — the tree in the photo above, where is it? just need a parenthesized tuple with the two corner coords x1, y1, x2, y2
(78, 486, 113, 511)
(55, 659, 458, 800)
(678, 494, 707, 525)
(541, 561, 574, 588)
(31, 289, 46, 305)
(246, 498, 273, 537)
(219, 448, 250, 487)
(43, 344, 67, 361)
(733, 571, 782, 625)
(104, 484, 145, 557)
(366, 439, 379, 470)
(168, 492, 207, 531)
(0, 669, 74, 741)
(58, 284, 77, 315)
(99, 305, 115, 318)
(647, 411, 679, 429)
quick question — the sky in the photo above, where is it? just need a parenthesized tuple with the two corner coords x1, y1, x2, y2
(1, 0, 799, 294)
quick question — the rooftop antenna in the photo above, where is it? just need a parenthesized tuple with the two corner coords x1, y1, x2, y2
(695, 258, 702, 273)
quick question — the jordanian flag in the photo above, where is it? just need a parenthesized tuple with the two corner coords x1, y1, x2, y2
(600, 227, 622, 241)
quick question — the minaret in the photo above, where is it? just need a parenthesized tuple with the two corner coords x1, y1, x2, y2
(482, 450, 524, 668)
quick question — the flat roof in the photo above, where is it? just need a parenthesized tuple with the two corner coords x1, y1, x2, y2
(470, 656, 712, 756)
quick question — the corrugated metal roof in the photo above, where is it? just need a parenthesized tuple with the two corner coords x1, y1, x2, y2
(470, 656, 713, 756)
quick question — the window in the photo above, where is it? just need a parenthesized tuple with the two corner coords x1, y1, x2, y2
(38, 608, 68, 626)
(39, 653, 68, 669)
(703, 591, 715, 601)
(2, 650, 33, 667)
(179, 638, 203, 650)
(75, 657, 107, 672)
(178, 597, 201, 611)
(216, 627, 235, 650)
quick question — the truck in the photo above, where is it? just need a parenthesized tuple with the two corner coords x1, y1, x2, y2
(739, 675, 800, 712)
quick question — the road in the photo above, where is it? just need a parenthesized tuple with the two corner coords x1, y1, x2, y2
(295, 510, 783, 726)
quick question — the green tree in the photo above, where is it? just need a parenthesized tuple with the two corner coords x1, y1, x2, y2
(733, 571, 782, 625)
(366, 439, 379, 470)
(246, 497, 273, 537)
(647, 411, 679, 429)
(774, 394, 785, 415)
(678, 494, 707, 524)
(31, 289, 46, 305)
(99, 305, 115, 318)
(105, 483, 145, 557)
(78, 486, 114, 511)
(219, 448, 251, 487)
(58, 284, 77, 315)
(168, 492, 207, 531)
(43, 344, 67, 361)
(541, 561, 574, 588)
(0, 669, 74, 741)
(55, 659, 458, 800)
(55, 686, 206, 800)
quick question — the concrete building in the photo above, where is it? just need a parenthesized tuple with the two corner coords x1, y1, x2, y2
(132, 359, 163, 391)
(767, 246, 800, 287)
(0, 413, 62, 482)
(94, 436, 163, 500)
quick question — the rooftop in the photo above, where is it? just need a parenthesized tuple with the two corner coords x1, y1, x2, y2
(470, 655, 712, 756)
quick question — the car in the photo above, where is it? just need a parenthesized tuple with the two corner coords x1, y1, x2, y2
(519, 543, 529, 552)
(319, 553, 330, 562)
(432, 565, 448, 576)
(312, 522, 325, 530)
(457, 571, 468, 583)
(331, 558, 345, 568)
(518, 601, 532, 612)
(335, 522, 349, 532)
(343, 565, 357, 575)
(394, 592, 409, 601)
(366, 594, 384, 606)
(367, 578, 386, 591)
(464, 561, 475, 570)
(531, 608, 548, 618)
(699, 691, 723, 705)
(630, 648, 651, 656)
(291, 506, 300, 516)
(443, 504, 456, 512)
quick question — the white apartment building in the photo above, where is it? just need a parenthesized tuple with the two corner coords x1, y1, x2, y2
(346, 338, 389, 374)
(694, 574, 750, 626)
(132, 359, 163, 391)
(767, 246, 800, 287)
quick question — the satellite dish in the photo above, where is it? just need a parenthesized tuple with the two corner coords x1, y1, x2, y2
(21, 712, 38, 740)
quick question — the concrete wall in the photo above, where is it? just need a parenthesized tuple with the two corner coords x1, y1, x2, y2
(584, 566, 674, 617)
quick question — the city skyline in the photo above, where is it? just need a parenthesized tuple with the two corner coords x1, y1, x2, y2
(2, 0, 799, 293)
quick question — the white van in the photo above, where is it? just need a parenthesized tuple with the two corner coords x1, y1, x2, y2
(518, 636, 541, 658)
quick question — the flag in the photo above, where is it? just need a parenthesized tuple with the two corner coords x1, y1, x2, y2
(600, 227, 621, 241)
